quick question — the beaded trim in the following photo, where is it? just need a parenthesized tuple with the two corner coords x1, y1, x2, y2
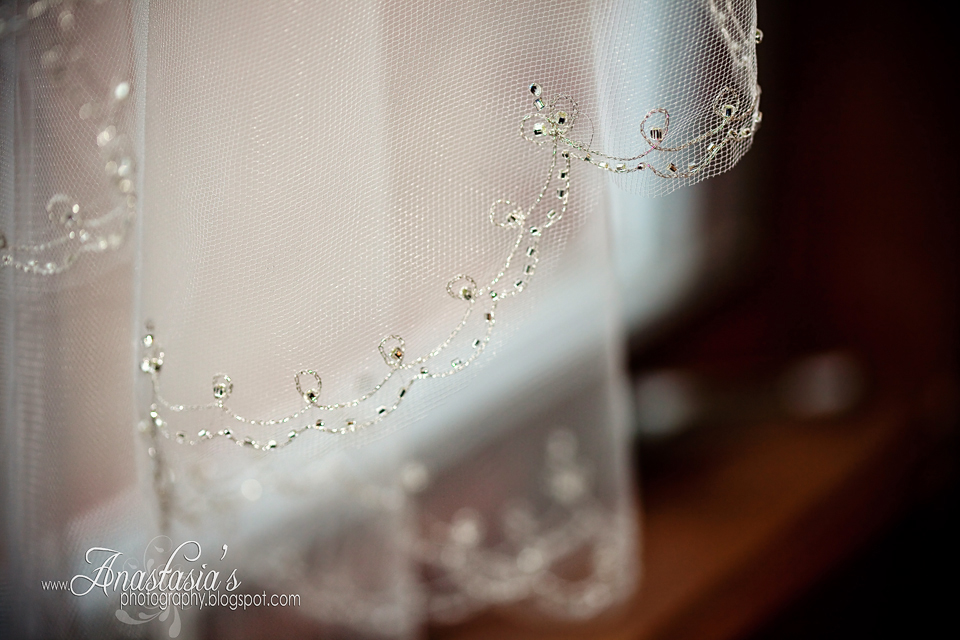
(141, 72, 761, 450)
(0, 0, 137, 275)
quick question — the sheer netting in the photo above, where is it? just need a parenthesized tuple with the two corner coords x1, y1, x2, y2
(0, 1, 760, 638)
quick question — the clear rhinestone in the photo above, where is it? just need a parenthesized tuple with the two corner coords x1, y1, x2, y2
(556, 111, 567, 125)
(649, 128, 663, 141)
(289, 430, 299, 438)
(392, 346, 404, 360)
(485, 312, 494, 322)
(473, 339, 481, 348)
(451, 359, 464, 368)
(377, 406, 387, 415)
(668, 163, 678, 173)
(533, 123, 545, 136)
(530, 227, 541, 236)
(615, 163, 626, 172)
(266, 440, 277, 450)
(142, 334, 154, 348)
(755, 28, 763, 44)
(295, 370, 322, 403)
(534, 98, 545, 111)
(557, 188, 566, 199)
(722, 104, 737, 118)
(547, 209, 557, 219)
(559, 169, 568, 180)
(212, 374, 233, 399)
(529, 83, 542, 97)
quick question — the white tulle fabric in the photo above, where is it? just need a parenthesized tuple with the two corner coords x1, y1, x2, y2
(0, 1, 758, 638)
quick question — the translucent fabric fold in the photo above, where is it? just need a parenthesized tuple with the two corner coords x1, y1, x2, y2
(0, 1, 759, 637)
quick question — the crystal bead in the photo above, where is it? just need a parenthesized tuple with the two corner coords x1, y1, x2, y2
(637, 163, 645, 171)
(527, 247, 536, 256)
(722, 104, 737, 118)
(266, 440, 277, 450)
(420, 367, 429, 375)
(113, 81, 130, 101)
(598, 162, 608, 169)
(534, 98, 545, 111)
(97, 126, 116, 147)
(289, 430, 299, 438)
(392, 346, 404, 360)
(47, 195, 78, 226)
(649, 128, 663, 141)
(556, 111, 567, 125)
(198, 430, 210, 439)
(525, 265, 534, 273)
(451, 359, 464, 368)
(583, 155, 591, 162)
(223, 429, 233, 437)
(547, 209, 557, 219)
(559, 169, 568, 180)
(485, 312, 494, 322)
(615, 163, 626, 172)
(377, 406, 387, 415)
(533, 123, 545, 136)
(754, 111, 763, 124)
(295, 370, 322, 403)
(460, 287, 473, 300)
(27, 2, 47, 19)
(529, 83, 542, 97)
(315, 419, 324, 428)
(561, 150, 570, 158)
(58, 11, 75, 31)
(530, 226, 541, 236)
(175, 432, 186, 444)
(212, 374, 233, 400)
(399, 387, 407, 397)
(515, 280, 524, 288)
(755, 28, 763, 44)
(557, 188, 566, 199)
(473, 339, 481, 348)
(668, 163, 678, 173)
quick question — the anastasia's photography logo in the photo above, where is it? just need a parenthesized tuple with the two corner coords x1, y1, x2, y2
(56, 536, 299, 638)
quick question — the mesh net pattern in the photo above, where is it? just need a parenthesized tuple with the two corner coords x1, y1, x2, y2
(1, 1, 758, 637)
